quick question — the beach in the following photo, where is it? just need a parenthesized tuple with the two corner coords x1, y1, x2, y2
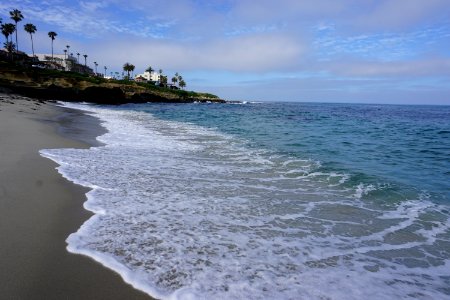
(2, 93, 448, 299)
(0, 93, 152, 299)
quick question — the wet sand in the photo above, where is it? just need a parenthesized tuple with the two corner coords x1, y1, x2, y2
(0, 93, 153, 299)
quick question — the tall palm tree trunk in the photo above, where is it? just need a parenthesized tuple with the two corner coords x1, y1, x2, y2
(14, 21, 18, 51)
(30, 33, 35, 57)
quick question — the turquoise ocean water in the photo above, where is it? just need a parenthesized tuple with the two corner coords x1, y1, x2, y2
(41, 101, 450, 299)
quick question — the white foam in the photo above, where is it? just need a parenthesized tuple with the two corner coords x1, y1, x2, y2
(39, 102, 450, 300)
(354, 183, 376, 199)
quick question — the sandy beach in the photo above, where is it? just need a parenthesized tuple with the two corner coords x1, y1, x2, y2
(0, 93, 152, 299)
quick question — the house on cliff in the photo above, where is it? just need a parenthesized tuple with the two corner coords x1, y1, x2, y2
(134, 70, 159, 82)
(35, 53, 93, 74)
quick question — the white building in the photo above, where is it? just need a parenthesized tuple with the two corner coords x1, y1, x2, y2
(35, 53, 94, 74)
(134, 71, 159, 82)
(35, 53, 78, 71)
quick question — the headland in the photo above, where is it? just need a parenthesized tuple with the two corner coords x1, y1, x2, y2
(0, 59, 225, 105)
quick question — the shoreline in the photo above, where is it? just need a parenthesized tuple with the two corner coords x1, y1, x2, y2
(0, 93, 153, 299)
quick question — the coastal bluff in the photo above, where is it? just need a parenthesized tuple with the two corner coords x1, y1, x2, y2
(0, 61, 225, 105)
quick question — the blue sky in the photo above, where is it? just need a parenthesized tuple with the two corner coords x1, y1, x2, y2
(1, 0, 449, 104)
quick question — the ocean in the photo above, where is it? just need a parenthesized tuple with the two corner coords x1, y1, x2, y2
(40, 101, 450, 300)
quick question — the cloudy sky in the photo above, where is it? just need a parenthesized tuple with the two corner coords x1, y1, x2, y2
(1, 0, 449, 104)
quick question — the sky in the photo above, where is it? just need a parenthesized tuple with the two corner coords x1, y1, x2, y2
(1, 0, 450, 104)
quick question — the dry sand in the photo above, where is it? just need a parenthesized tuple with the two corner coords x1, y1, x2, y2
(0, 93, 153, 299)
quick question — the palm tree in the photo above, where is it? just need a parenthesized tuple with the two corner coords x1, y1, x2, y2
(2, 23, 16, 59)
(158, 69, 163, 82)
(179, 79, 186, 90)
(48, 31, 57, 61)
(63, 49, 67, 60)
(66, 45, 70, 61)
(161, 75, 168, 87)
(24, 23, 37, 57)
(76, 52, 80, 63)
(83, 54, 87, 66)
(123, 63, 130, 79)
(145, 66, 154, 81)
(104, 66, 107, 78)
(1, 23, 15, 45)
(123, 62, 135, 79)
(9, 9, 23, 52)
(130, 64, 135, 78)
(171, 75, 178, 86)
(94, 61, 98, 73)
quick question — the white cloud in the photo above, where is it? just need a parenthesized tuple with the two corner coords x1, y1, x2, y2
(352, 0, 450, 30)
(88, 33, 306, 73)
(326, 58, 450, 77)
(79, 1, 109, 12)
(233, 0, 348, 23)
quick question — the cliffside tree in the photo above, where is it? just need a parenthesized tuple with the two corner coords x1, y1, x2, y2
(171, 75, 178, 86)
(24, 23, 37, 57)
(160, 75, 168, 87)
(179, 79, 186, 90)
(130, 64, 135, 77)
(1, 23, 15, 45)
(123, 62, 135, 79)
(146, 66, 154, 80)
(48, 31, 57, 61)
(9, 9, 23, 52)
(1, 23, 16, 59)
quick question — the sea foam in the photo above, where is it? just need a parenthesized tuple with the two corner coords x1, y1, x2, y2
(40, 102, 450, 300)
